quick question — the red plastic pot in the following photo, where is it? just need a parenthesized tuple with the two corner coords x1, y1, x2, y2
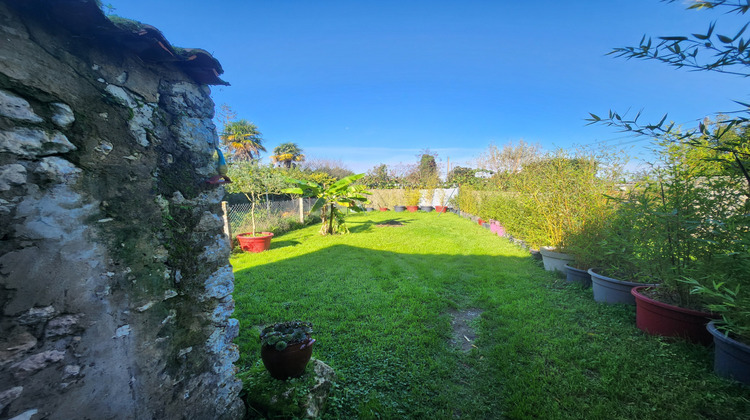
(379, 207, 389, 212)
(632, 286, 719, 345)
(434, 206, 447, 213)
(236, 232, 273, 253)
(260, 340, 314, 380)
(406, 205, 419, 212)
(478, 218, 485, 225)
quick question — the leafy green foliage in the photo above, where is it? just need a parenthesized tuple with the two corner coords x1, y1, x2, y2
(271, 142, 305, 168)
(591, 0, 750, 334)
(283, 174, 370, 235)
(362, 163, 395, 188)
(220, 119, 266, 162)
(225, 162, 289, 235)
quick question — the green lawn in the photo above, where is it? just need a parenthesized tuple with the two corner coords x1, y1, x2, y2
(231, 211, 749, 419)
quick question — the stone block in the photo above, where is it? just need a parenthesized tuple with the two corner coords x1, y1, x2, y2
(12, 350, 65, 378)
(50, 102, 74, 128)
(0, 89, 42, 122)
(0, 164, 27, 191)
(0, 127, 76, 158)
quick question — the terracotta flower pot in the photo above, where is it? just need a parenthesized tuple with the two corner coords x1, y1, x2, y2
(260, 340, 314, 380)
(631, 286, 719, 345)
(379, 207, 389, 212)
(406, 205, 419, 212)
(434, 206, 447, 213)
(707, 322, 750, 385)
(236, 232, 273, 253)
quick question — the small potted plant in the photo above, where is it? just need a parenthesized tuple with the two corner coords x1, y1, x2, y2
(226, 163, 280, 252)
(404, 187, 421, 212)
(434, 189, 447, 213)
(260, 321, 316, 380)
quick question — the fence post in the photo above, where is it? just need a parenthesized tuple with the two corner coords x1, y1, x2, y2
(221, 201, 233, 248)
(298, 197, 304, 224)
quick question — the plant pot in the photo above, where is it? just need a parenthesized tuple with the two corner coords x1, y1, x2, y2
(632, 286, 719, 345)
(478, 218, 484, 225)
(420, 205, 434, 212)
(707, 322, 750, 385)
(489, 221, 506, 237)
(482, 223, 491, 230)
(588, 268, 658, 305)
(260, 341, 314, 380)
(379, 207, 389, 212)
(406, 205, 419, 212)
(394, 205, 406, 212)
(365, 207, 375, 212)
(564, 264, 591, 288)
(434, 206, 447, 213)
(539, 247, 575, 274)
(236, 232, 274, 253)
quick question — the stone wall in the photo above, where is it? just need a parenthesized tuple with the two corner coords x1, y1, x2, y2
(0, 2, 243, 418)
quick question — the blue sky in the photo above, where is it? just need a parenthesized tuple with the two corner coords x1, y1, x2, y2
(108, 0, 747, 173)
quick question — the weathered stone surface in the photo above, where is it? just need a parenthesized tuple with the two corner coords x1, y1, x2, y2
(210, 297, 235, 324)
(16, 306, 55, 325)
(0, 89, 42, 122)
(173, 116, 218, 153)
(8, 409, 38, 420)
(0, 329, 37, 364)
(105, 84, 155, 147)
(160, 81, 214, 118)
(93, 140, 113, 155)
(0, 164, 27, 191)
(50, 102, 75, 128)
(201, 265, 234, 301)
(196, 211, 223, 232)
(12, 350, 65, 378)
(305, 360, 337, 419)
(0, 127, 76, 158)
(200, 235, 232, 264)
(45, 314, 81, 338)
(63, 365, 80, 378)
(13, 185, 93, 242)
(0, 386, 23, 412)
(33, 157, 81, 184)
(0, 3, 242, 419)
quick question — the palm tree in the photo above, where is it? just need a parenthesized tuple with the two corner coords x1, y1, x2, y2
(271, 142, 305, 168)
(220, 119, 266, 161)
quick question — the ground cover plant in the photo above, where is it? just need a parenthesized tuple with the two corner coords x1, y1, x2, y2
(231, 211, 749, 419)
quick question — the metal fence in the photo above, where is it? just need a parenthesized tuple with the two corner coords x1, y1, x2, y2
(227, 198, 316, 235)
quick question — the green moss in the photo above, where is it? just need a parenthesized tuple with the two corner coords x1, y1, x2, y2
(239, 360, 319, 418)
(107, 15, 146, 32)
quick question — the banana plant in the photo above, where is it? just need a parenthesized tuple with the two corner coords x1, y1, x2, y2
(283, 173, 370, 235)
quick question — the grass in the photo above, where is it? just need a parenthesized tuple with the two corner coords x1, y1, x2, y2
(231, 211, 750, 419)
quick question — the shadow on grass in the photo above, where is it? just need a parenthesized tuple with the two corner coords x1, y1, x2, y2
(347, 217, 417, 233)
(231, 237, 749, 420)
(269, 240, 300, 250)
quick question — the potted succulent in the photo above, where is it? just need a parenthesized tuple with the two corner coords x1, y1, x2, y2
(260, 321, 316, 380)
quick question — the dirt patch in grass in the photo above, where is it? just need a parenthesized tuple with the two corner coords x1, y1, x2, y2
(375, 220, 404, 227)
(447, 308, 483, 352)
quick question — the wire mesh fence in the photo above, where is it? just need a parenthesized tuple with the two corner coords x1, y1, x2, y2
(227, 198, 317, 235)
